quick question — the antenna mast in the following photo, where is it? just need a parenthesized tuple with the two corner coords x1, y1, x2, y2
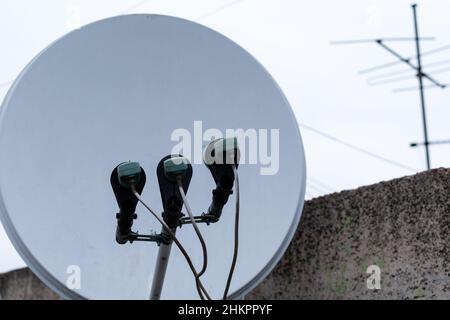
(412, 4, 431, 170)
(333, 3, 450, 170)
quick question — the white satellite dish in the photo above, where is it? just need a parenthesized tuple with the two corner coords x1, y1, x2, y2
(0, 14, 306, 300)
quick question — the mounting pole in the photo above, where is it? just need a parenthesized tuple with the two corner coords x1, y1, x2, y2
(412, 4, 431, 170)
(149, 227, 175, 300)
(150, 155, 193, 300)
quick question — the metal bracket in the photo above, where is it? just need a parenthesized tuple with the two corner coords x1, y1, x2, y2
(179, 214, 218, 226)
(115, 218, 171, 245)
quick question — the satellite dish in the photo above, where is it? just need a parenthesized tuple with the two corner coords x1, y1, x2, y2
(0, 14, 306, 300)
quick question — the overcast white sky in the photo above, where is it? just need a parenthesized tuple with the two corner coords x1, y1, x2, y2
(1, 0, 449, 272)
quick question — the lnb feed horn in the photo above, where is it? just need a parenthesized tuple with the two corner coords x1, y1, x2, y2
(163, 156, 190, 182)
(110, 161, 146, 244)
(204, 137, 240, 168)
(203, 138, 240, 222)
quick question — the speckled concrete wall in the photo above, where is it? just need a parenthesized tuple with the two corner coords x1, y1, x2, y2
(1, 169, 449, 300)
(248, 168, 450, 300)
(0, 268, 59, 300)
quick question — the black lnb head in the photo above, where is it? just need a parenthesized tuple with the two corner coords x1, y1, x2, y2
(203, 138, 240, 222)
(111, 161, 146, 244)
(156, 155, 193, 229)
(204, 137, 240, 168)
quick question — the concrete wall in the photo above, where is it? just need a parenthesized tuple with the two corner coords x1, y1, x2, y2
(1, 169, 450, 300)
(0, 268, 59, 300)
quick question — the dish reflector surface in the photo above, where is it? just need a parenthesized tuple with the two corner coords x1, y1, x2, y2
(0, 14, 306, 299)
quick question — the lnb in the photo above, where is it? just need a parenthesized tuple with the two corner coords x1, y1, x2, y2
(203, 137, 240, 222)
(215, 137, 239, 166)
(117, 161, 142, 188)
(204, 137, 240, 167)
(163, 156, 190, 182)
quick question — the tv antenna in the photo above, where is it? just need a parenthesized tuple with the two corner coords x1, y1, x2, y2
(332, 4, 450, 170)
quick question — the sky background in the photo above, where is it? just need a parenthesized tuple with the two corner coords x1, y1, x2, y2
(1, 0, 449, 272)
